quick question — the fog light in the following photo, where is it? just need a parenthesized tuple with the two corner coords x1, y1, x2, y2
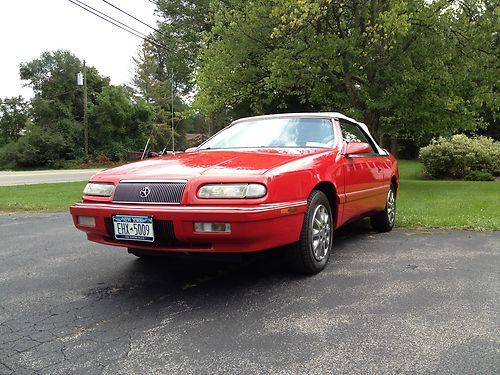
(77, 216, 96, 227)
(194, 222, 231, 233)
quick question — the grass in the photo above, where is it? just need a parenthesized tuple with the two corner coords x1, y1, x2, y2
(396, 160, 500, 230)
(0, 181, 87, 212)
(397, 159, 425, 180)
(0, 161, 498, 230)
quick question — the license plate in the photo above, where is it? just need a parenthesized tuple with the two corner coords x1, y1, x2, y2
(113, 215, 154, 242)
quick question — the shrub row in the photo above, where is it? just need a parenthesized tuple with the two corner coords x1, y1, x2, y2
(419, 134, 500, 179)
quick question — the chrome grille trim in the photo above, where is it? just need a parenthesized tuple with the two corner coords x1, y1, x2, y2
(120, 179, 188, 183)
(113, 180, 187, 204)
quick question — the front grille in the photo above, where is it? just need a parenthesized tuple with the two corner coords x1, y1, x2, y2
(113, 181, 186, 204)
(105, 217, 176, 246)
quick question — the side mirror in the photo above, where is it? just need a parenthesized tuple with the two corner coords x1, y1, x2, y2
(185, 147, 197, 153)
(344, 142, 372, 156)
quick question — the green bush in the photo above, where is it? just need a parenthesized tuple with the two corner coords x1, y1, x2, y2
(0, 142, 18, 169)
(464, 171, 495, 181)
(95, 142, 129, 161)
(419, 135, 500, 179)
(0, 128, 75, 168)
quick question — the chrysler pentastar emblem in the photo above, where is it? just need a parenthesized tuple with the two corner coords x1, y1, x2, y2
(139, 186, 151, 198)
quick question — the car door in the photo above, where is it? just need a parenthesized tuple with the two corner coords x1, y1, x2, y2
(338, 120, 389, 225)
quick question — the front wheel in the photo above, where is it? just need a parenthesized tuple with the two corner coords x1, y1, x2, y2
(292, 190, 333, 274)
(370, 183, 396, 232)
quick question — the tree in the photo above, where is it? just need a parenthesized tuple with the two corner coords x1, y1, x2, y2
(131, 0, 215, 145)
(193, 0, 498, 146)
(19, 50, 110, 156)
(90, 85, 153, 160)
(0, 96, 29, 146)
(0, 50, 155, 168)
(152, 0, 212, 95)
(133, 42, 191, 150)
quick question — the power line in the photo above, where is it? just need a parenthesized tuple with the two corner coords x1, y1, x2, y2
(71, 0, 151, 40)
(66, 0, 171, 52)
(66, 0, 178, 153)
(101, 0, 160, 34)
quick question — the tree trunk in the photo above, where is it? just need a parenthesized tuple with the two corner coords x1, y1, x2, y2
(363, 111, 382, 144)
(390, 138, 399, 156)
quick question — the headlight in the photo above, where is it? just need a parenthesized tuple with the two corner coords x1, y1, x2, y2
(83, 182, 115, 197)
(198, 183, 267, 199)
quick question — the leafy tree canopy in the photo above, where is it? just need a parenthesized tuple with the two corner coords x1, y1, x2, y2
(0, 96, 29, 146)
(90, 85, 153, 159)
(185, 0, 498, 144)
(0, 50, 154, 168)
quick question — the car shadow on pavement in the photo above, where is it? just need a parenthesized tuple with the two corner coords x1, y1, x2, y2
(133, 218, 374, 273)
(67, 218, 385, 345)
(88, 218, 379, 303)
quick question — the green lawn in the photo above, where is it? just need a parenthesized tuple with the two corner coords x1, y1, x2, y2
(396, 160, 499, 230)
(0, 162, 498, 230)
(397, 159, 425, 181)
(0, 181, 86, 212)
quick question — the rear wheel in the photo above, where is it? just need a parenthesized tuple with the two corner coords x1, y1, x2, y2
(292, 190, 333, 274)
(370, 183, 396, 232)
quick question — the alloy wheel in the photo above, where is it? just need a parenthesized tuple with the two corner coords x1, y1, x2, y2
(311, 204, 331, 261)
(387, 189, 396, 225)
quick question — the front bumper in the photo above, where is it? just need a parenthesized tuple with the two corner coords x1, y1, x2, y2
(69, 201, 307, 253)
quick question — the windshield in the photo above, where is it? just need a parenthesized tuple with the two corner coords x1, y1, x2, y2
(199, 118, 335, 150)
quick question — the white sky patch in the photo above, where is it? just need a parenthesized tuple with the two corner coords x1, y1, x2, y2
(0, 0, 158, 99)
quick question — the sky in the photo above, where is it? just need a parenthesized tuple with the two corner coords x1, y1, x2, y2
(0, 0, 158, 99)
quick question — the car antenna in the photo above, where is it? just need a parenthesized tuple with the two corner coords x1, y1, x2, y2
(171, 68, 175, 153)
(141, 136, 151, 160)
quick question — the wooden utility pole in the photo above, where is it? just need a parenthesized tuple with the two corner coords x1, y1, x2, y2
(83, 60, 89, 157)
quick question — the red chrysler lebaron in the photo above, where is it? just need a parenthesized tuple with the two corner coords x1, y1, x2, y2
(70, 113, 398, 274)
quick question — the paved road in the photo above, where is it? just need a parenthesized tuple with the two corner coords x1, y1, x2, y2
(0, 213, 498, 374)
(0, 169, 103, 186)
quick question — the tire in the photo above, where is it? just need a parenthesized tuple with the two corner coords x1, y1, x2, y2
(292, 190, 333, 274)
(370, 183, 396, 232)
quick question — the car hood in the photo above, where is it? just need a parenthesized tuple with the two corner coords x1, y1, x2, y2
(90, 148, 331, 182)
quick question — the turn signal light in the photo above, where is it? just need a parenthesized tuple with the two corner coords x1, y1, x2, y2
(194, 222, 231, 233)
(77, 216, 96, 227)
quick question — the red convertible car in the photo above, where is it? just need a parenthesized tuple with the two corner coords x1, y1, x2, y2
(70, 113, 398, 274)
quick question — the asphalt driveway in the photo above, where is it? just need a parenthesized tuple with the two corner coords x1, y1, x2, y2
(0, 212, 498, 374)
